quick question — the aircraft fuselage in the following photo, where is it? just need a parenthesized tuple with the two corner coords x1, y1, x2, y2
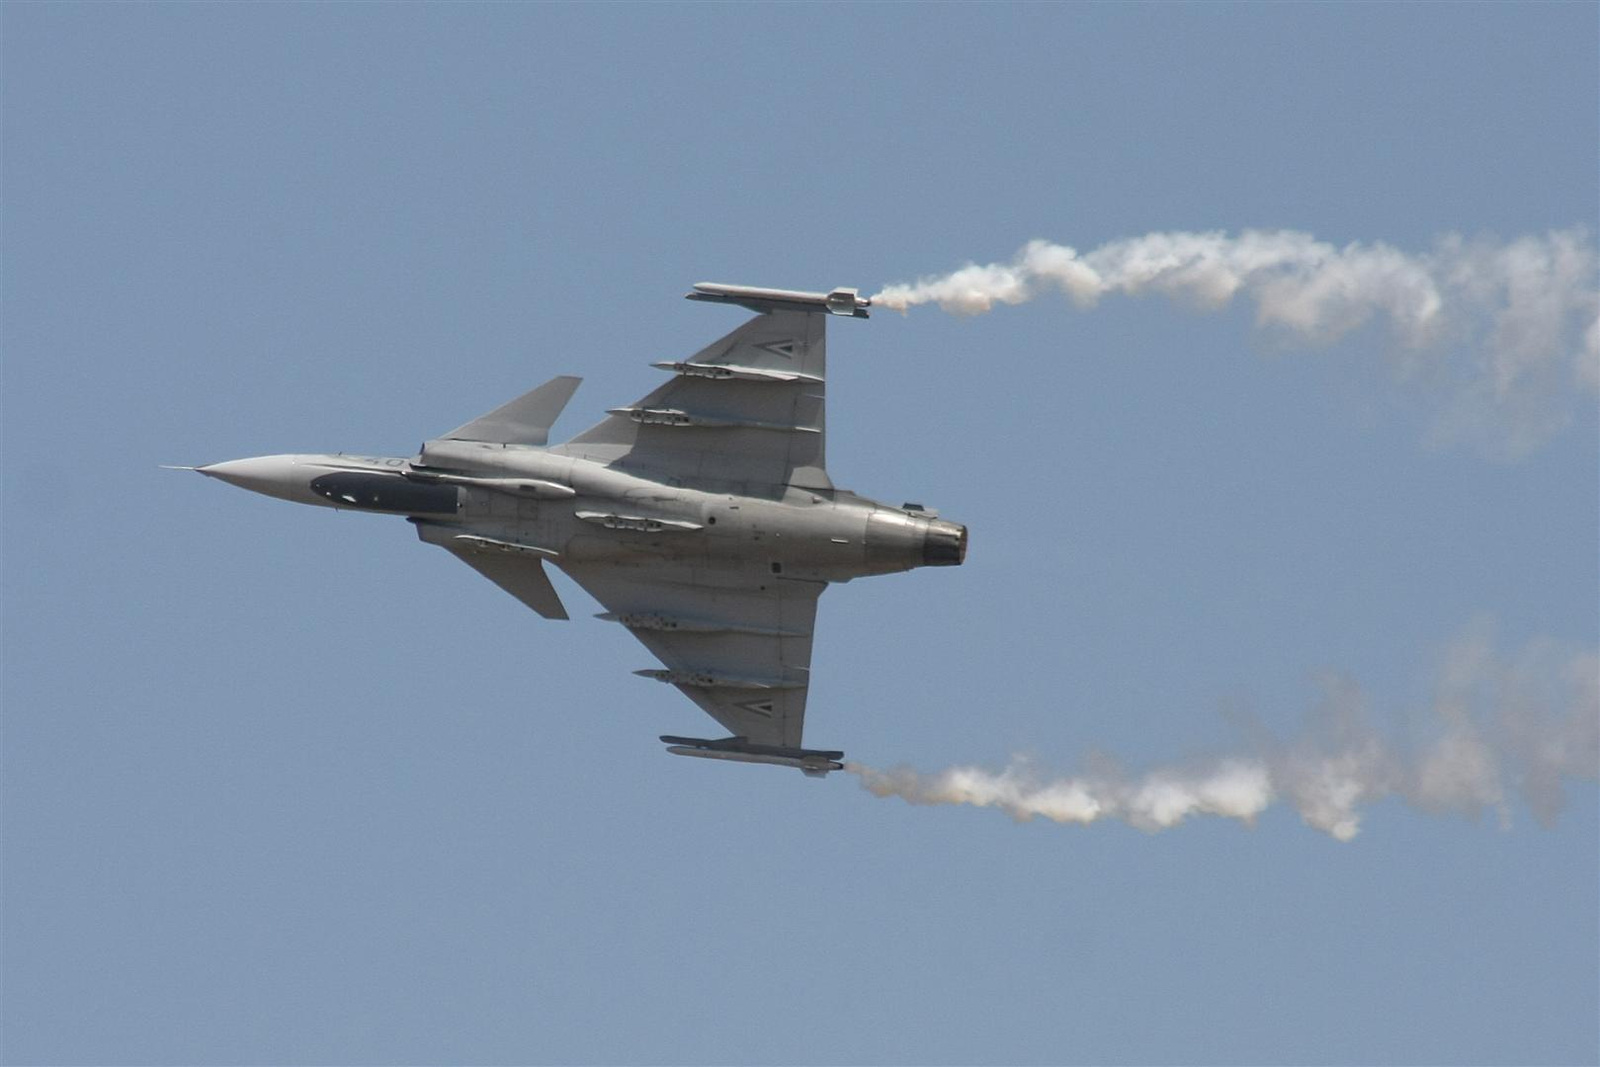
(197, 449, 966, 585)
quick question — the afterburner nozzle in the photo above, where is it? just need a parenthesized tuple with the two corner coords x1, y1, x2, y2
(922, 519, 968, 567)
(864, 508, 969, 574)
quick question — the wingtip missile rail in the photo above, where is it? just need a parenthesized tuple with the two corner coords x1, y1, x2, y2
(660, 735, 846, 777)
(686, 282, 871, 318)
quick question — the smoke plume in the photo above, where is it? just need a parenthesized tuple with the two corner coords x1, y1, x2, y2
(874, 229, 1599, 455)
(846, 620, 1598, 841)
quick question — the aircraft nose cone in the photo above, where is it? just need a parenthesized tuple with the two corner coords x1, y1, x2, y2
(196, 455, 305, 503)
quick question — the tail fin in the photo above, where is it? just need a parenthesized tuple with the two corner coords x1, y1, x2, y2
(441, 375, 581, 446)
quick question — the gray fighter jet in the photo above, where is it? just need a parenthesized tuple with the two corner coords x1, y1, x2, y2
(182, 284, 966, 776)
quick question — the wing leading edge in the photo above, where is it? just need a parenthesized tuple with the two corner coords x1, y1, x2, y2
(561, 562, 824, 750)
(553, 306, 831, 492)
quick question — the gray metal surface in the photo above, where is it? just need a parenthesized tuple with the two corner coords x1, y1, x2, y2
(554, 307, 832, 491)
(182, 285, 965, 775)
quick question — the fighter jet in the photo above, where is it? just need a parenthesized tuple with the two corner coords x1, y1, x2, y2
(182, 283, 966, 776)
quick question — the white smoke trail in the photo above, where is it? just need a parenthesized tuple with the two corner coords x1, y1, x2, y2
(874, 229, 1600, 455)
(846, 620, 1598, 841)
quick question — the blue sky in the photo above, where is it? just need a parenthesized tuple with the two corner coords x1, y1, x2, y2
(3, 4, 1595, 1065)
